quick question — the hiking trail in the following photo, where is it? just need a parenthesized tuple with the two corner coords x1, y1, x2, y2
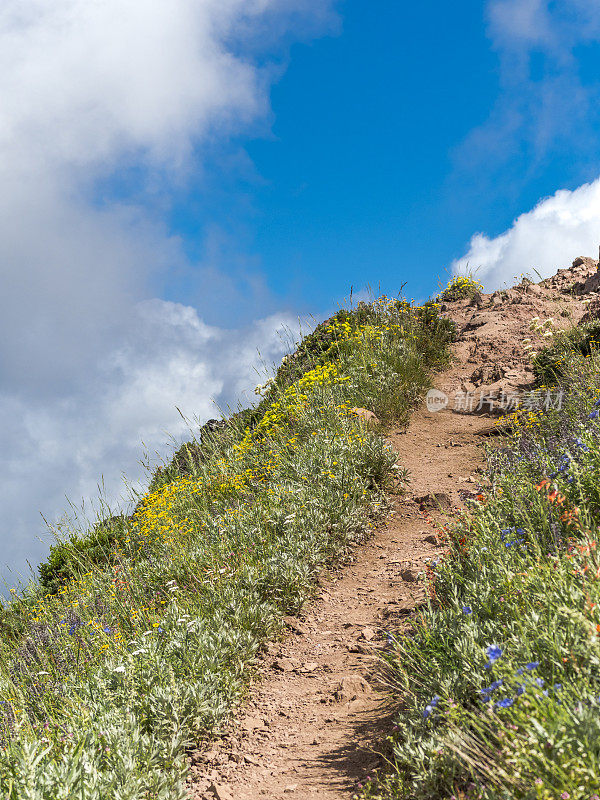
(188, 257, 598, 800)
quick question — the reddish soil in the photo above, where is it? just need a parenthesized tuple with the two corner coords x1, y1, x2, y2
(188, 256, 599, 800)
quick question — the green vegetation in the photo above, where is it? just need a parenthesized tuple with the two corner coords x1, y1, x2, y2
(532, 319, 600, 386)
(0, 297, 452, 799)
(438, 273, 484, 302)
(364, 328, 600, 799)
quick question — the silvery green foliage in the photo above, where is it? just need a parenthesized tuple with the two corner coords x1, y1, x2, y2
(0, 299, 449, 798)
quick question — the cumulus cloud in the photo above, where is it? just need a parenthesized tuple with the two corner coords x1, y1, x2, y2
(0, 0, 335, 587)
(453, 177, 600, 289)
(1, 301, 300, 590)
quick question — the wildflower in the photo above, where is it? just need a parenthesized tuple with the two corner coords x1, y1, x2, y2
(481, 680, 503, 695)
(515, 684, 526, 696)
(525, 661, 540, 670)
(112, 665, 126, 674)
(589, 410, 599, 420)
(462, 605, 472, 615)
(423, 694, 440, 719)
(486, 645, 503, 663)
(561, 793, 570, 799)
(535, 678, 545, 688)
(496, 697, 514, 708)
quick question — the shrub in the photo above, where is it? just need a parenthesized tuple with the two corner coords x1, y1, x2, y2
(39, 515, 128, 595)
(532, 319, 600, 386)
(438, 273, 484, 302)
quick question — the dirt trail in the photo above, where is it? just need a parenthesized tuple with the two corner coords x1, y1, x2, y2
(188, 257, 598, 800)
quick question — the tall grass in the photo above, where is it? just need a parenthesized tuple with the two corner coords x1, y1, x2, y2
(0, 298, 452, 799)
(367, 330, 600, 799)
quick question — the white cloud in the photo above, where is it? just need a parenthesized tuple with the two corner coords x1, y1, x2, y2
(488, 0, 554, 50)
(488, 0, 600, 51)
(0, 0, 336, 169)
(0, 0, 335, 587)
(453, 177, 600, 289)
(1, 301, 299, 589)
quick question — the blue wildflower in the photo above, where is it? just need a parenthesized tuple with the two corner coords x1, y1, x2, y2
(486, 645, 503, 663)
(423, 695, 440, 719)
(490, 680, 503, 691)
(589, 410, 599, 420)
(594, 397, 600, 408)
(535, 678, 545, 688)
(103, 627, 111, 634)
(554, 683, 562, 691)
(496, 697, 514, 708)
(515, 684, 526, 696)
(525, 661, 540, 671)
(480, 694, 491, 703)
(516, 668, 524, 675)
(462, 605, 472, 615)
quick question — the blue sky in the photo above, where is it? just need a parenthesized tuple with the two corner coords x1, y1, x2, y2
(2, 0, 600, 587)
(161, 0, 600, 322)
(162, 0, 500, 318)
